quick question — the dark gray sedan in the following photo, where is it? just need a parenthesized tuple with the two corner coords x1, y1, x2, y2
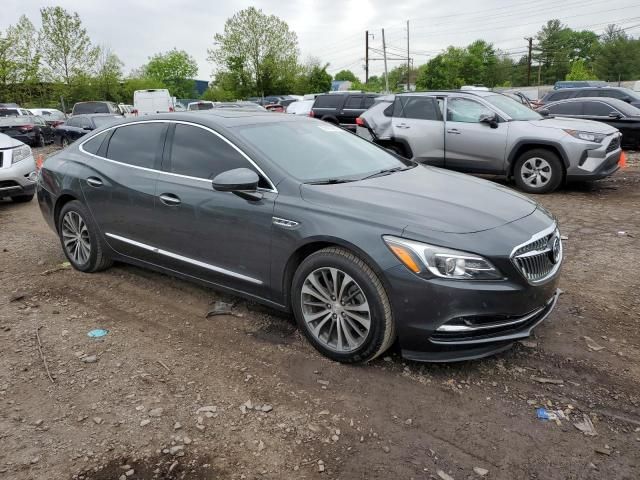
(36, 111, 562, 363)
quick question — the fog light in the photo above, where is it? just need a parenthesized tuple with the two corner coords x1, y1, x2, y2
(27, 171, 38, 182)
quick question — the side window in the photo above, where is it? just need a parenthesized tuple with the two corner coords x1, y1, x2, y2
(78, 117, 91, 129)
(400, 97, 441, 120)
(314, 95, 343, 108)
(547, 102, 583, 115)
(344, 95, 363, 108)
(34, 116, 46, 126)
(66, 118, 78, 128)
(82, 132, 107, 155)
(550, 91, 572, 101)
(106, 123, 167, 169)
(574, 89, 593, 98)
(364, 96, 377, 108)
(446, 98, 494, 123)
(583, 101, 616, 116)
(603, 90, 628, 101)
(169, 124, 268, 187)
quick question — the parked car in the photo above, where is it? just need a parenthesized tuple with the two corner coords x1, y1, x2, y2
(357, 91, 622, 193)
(0, 133, 37, 203)
(0, 106, 32, 116)
(215, 102, 267, 111)
(118, 104, 135, 117)
(72, 101, 122, 116)
(54, 114, 123, 147)
(0, 115, 55, 147)
(502, 91, 533, 109)
(286, 100, 314, 116)
(133, 89, 174, 115)
(554, 80, 607, 90)
(310, 92, 379, 131)
(541, 97, 640, 150)
(538, 86, 640, 108)
(37, 111, 562, 363)
(187, 101, 216, 111)
(29, 108, 66, 126)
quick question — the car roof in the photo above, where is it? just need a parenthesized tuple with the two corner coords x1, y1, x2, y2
(398, 90, 497, 98)
(98, 110, 300, 128)
(546, 96, 625, 104)
(549, 86, 625, 92)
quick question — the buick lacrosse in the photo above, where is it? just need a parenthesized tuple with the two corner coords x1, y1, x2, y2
(37, 111, 562, 363)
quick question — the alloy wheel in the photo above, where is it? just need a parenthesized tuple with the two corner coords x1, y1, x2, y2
(61, 211, 91, 265)
(521, 157, 552, 188)
(300, 267, 371, 353)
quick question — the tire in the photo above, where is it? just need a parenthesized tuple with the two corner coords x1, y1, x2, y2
(37, 134, 45, 148)
(291, 247, 395, 363)
(57, 200, 113, 273)
(61, 137, 69, 148)
(513, 148, 563, 194)
(11, 194, 34, 203)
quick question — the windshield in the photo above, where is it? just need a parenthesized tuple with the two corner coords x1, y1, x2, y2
(92, 115, 121, 128)
(235, 121, 412, 183)
(484, 94, 541, 121)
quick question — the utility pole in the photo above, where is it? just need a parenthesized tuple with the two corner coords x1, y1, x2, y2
(525, 37, 533, 86)
(406, 20, 410, 91)
(365, 30, 369, 84)
(382, 28, 389, 93)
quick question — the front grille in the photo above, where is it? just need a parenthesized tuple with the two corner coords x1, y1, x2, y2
(0, 180, 20, 188)
(606, 135, 621, 153)
(511, 227, 562, 284)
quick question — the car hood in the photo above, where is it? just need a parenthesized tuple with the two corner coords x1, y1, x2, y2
(300, 166, 538, 234)
(0, 132, 25, 148)
(527, 117, 618, 134)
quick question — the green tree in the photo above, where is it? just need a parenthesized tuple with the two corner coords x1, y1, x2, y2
(416, 46, 466, 89)
(294, 59, 332, 94)
(0, 30, 18, 101)
(594, 25, 640, 82)
(94, 47, 123, 101)
(39, 6, 98, 84)
(566, 59, 596, 80)
(144, 49, 198, 98)
(209, 7, 299, 96)
(8, 15, 41, 103)
(334, 69, 359, 82)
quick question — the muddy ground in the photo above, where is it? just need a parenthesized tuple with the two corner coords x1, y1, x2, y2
(0, 146, 639, 480)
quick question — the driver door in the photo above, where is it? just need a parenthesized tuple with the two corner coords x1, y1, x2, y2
(154, 122, 276, 298)
(444, 96, 508, 173)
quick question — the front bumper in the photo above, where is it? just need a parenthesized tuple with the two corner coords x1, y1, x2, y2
(0, 154, 37, 198)
(565, 133, 622, 181)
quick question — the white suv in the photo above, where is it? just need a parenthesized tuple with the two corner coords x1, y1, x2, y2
(0, 133, 37, 203)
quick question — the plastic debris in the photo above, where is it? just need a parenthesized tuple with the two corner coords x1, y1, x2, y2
(437, 470, 455, 480)
(87, 329, 109, 338)
(584, 336, 605, 352)
(531, 376, 564, 385)
(205, 301, 235, 318)
(574, 414, 598, 436)
(536, 407, 566, 421)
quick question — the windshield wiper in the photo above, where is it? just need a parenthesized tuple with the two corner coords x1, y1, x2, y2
(305, 178, 358, 185)
(359, 165, 413, 181)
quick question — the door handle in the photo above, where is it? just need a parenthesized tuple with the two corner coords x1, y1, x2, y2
(395, 123, 410, 129)
(159, 193, 181, 206)
(447, 129, 461, 134)
(86, 177, 103, 187)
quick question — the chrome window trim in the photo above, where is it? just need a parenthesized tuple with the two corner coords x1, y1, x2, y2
(105, 232, 263, 285)
(78, 119, 278, 193)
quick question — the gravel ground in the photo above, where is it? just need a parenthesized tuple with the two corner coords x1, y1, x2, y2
(0, 146, 639, 480)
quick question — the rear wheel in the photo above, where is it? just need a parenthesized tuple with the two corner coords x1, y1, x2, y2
(291, 247, 395, 363)
(37, 134, 45, 148)
(58, 200, 112, 273)
(514, 149, 563, 194)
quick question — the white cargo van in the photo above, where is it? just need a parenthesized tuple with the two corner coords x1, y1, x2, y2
(133, 89, 174, 115)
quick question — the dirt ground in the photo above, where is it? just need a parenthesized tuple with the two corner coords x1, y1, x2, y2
(1, 146, 639, 480)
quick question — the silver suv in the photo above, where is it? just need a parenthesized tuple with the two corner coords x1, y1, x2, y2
(0, 133, 37, 203)
(357, 91, 622, 193)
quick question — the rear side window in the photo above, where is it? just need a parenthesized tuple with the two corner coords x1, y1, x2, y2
(314, 95, 343, 108)
(168, 124, 265, 185)
(364, 96, 377, 108)
(595, 89, 628, 101)
(344, 95, 363, 108)
(106, 123, 167, 169)
(583, 101, 616, 116)
(547, 102, 583, 115)
(547, 91, 573, 102)
(82, 132, 107, 155)
(393, 97, 441, 120)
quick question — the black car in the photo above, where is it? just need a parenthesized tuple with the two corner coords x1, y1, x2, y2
(539, 86, 640, 108)
(71, 101, 123, 116)
(37, 111, 562, 363)
(541, 97, 640, 150)
(55, 114, 123, 147)
(0, 115, 55, 146)
(310, 93, 379, 131)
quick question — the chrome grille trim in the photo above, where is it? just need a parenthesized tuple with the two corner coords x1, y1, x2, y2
(510, 223, 562, 285)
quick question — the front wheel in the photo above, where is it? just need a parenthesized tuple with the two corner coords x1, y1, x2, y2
(513, 149, 563, 194)
(291, 247, 395, 363)
(58, 200, 113, 273)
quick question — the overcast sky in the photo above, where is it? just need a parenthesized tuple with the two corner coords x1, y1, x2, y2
(3, 0, 640, 81)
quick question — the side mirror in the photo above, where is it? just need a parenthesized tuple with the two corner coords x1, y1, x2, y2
(479, 113, 499, 128)
(608, 111, 623, 119)
(538, 108, 550, 117)
(212, 168, 262, 201)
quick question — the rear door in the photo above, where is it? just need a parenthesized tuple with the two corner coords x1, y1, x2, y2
(80, 121, 168, 263)
(153, 122, 276, 298)
(444, 96, 508, 173)
(337, 95, 363, 128)
(391, 96, 445, 165)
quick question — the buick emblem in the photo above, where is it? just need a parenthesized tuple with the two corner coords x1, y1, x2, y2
(550, 236, 561, 264)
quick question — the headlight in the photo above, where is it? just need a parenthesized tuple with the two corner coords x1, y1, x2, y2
(11, 144, 32, 165)
(563, 129, 606, 143)
(383, 236, 503, 280)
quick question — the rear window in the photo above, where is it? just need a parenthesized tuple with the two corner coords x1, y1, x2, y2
(0, 108, 20, 117)
(314, 95, 343, 109)
(92, 116, 121, 128)
(106, 123, 167, 169)
(74, 102, 110, 114)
